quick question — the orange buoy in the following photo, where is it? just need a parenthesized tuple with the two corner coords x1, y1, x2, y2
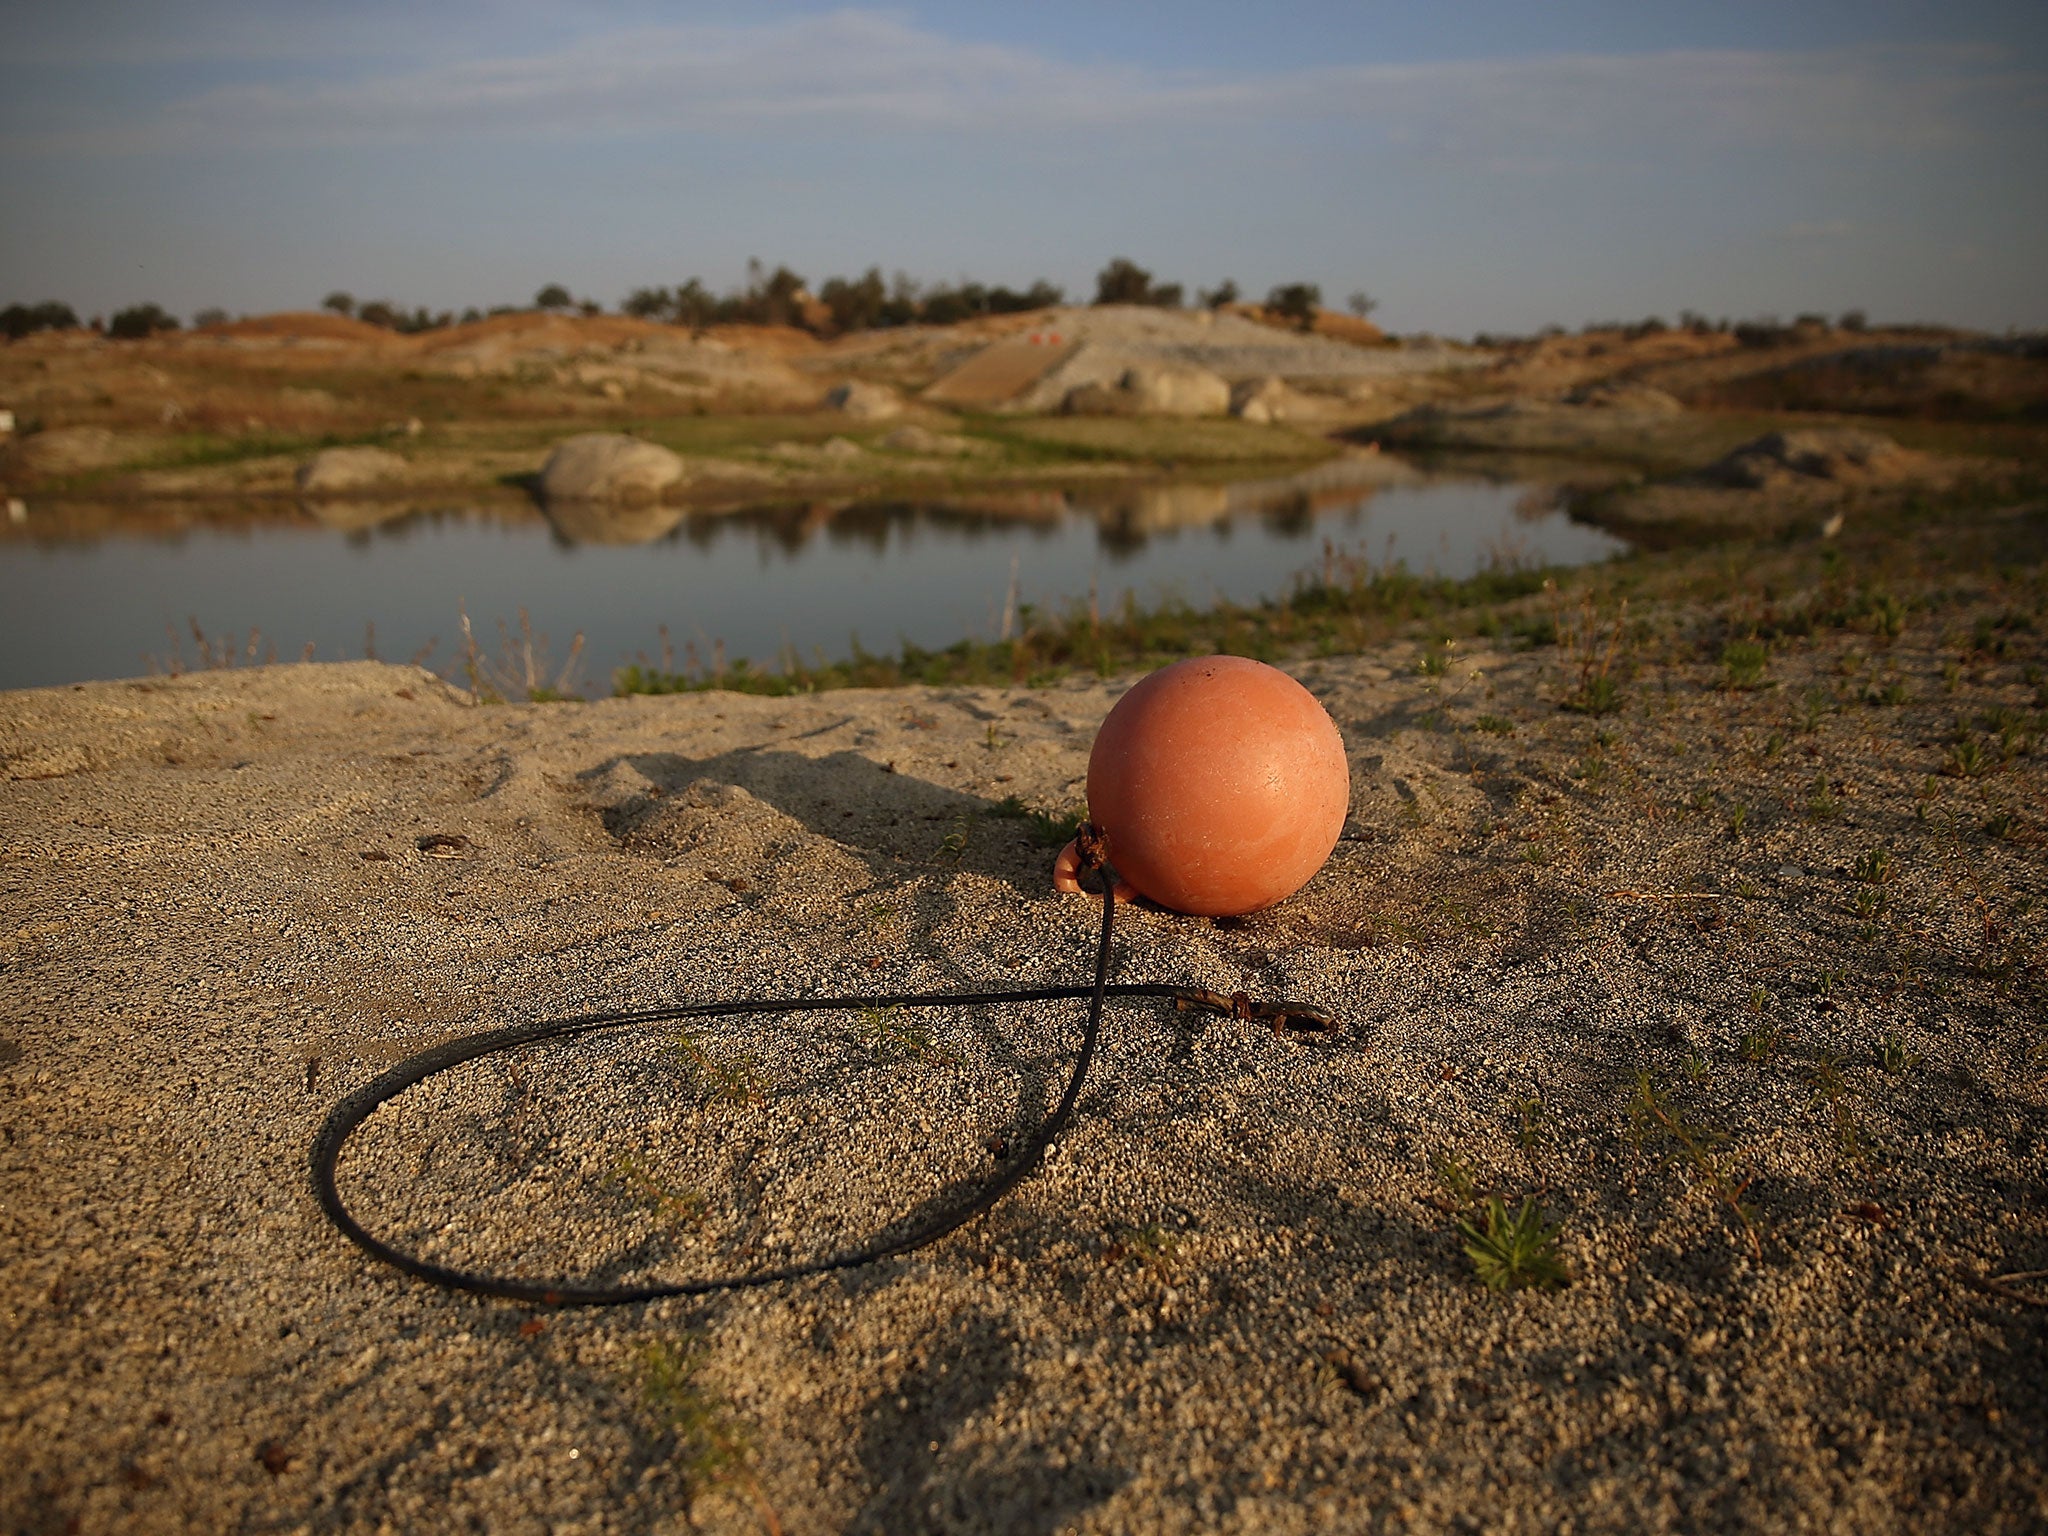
(1053, 656, 1349, 915)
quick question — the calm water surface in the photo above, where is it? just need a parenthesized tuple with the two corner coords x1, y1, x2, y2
(0, 464, 1626, 691)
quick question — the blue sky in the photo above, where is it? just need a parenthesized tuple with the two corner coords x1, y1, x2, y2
(2, 1, 2043, 334)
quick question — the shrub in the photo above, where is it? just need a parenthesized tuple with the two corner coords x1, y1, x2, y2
(1, 300, 80, 340)
(1265, 282, 1322, 332)
(107, 303, 180, 340)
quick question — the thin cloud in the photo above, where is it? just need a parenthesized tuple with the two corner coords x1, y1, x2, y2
(6, 12, 2041, 158)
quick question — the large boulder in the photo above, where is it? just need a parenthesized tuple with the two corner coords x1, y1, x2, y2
(822, 381, 902, 420)
(1230, 375, 1312, 424)
(538, 433, 684, 505)
(15, 426, 124, 476)
(1703, 429, 1916, 489)
(1120, 362, 1230, 417)
(295, 446, 409, 495)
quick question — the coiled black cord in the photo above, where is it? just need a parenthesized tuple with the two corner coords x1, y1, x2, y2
(310, 862, 1333, 1307)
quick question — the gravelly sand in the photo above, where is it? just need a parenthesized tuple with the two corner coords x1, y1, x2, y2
(3, 613, 2044, 1533)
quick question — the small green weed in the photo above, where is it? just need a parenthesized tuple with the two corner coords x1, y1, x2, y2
(612, 1153, 708, 1228)
(1876, 1033, 1923, 1074)
(1740, 1023, 1786, 1064)
(1627, 1071, 1763, 1260)
(1944, 736, 1990, 778)
(990, 796, 1087, 848)
(1808, 1051, 1865, 1160)
(1458, 1198, 1570, 1293)
(1107, 1221, 1182, 1274)
(1474, 714, 1516, 735)
(1807, 776, 1841, 821)
(664, 1029, 766, 1106)
(853, 1004, 958, 1065)
(1721, 640, 1770, 690)
(1853, 847, 1896, 885)
(638, 1339, 774, 1522)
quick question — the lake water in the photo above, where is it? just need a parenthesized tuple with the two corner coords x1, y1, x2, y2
(0, 460, 1627, 692)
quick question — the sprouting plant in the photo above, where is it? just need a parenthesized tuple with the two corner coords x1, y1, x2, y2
(1417, 642, 1449, 677)
(1868, 592, 1908, 640)
(1808, 1051, 1864, 1160)
(1548, 581, 1628, 716)
(1683, 1051, 1711, 1083)
(612, 1153, 708, 1228)
(1853, 847, 1896, 885)
(1876, 1032, 1922, 1074)
(1458, 1198, 1570, 1293)
(1945, 736, 1989, 779)
(1721, 640, 1769, 690)
(853, 1004, 958, 1066)
(664, 1028, 766, 1106)
(638, 1338, 780, 1531)
(1740, 1023, 1785, 1065)
(1432, 1153, 1480, 1210)
(1852, 886, 1887, 920)
(1982, 811, 2017, 841)
(1748, 985, 1771, 1015)
(1107, 1221, 1181, 1274)
(1512, 1094, 1547, 1154)
(1627, 1071, 1763, 1260)
(933, 815, 971, 865)
(1808, 775, 1841, 821)
(1727, 802, 1749, 836)
(1474, 714, 1515, 735)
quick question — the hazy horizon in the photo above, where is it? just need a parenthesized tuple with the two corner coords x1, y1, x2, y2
(3, 1, 2045, 335)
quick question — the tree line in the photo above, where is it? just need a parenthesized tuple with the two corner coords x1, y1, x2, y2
(3, 257, 1372, 343)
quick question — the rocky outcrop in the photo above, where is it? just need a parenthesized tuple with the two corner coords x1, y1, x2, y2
(295, 446, 410, 496)
(1230, 376, 1312, 424)
(1563, 381, 1685, 414)
(1120, 362, 1230, 417)
(822, 381, 902, 420)
(14, 426, 124, 477)
(1703, 429, 1918, 489)
(537, 433, 684, 505)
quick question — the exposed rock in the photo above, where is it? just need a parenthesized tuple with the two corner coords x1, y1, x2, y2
(295, 446, 410, 496)
(1703, 429, 1918, 489)
(1060, 382, 1141, 417)
(1563, 381, 1685, 413)
(822, 381, 902, 420)
(1231, 376, 1312, 424)
(1119, 362, 1230, 417)
(15, 426, 123, 476)
(537, 433, 684, 505)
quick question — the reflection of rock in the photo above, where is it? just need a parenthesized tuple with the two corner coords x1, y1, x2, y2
(540, 497, 687, 546)
(1088, 483, 1233, 536)
(301, 498, 420, 533)
(296, 446, 409, 495)
(822, 380, 902, 419)
(538, 433, 683, 505)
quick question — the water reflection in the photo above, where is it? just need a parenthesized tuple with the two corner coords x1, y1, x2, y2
(0, 456, 1627, 690)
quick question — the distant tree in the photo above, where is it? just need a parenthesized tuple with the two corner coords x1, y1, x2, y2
(1198, 279, 1239, 309)
(622, 286, 673, 321)
(1, 300, 80, 340)
(1346, 291, 1378, 320)
(578, 299, 602, 317)
(820, 267, 887, 332)
(192, 307, 230, 329)
(356, 299, 402, 329)
(1150, 282, 1184, 309)
(672, 279, 717, 329)
(107, 302, 180, 340)
(1265, 282, 1322, 332)
(986, 279, 1062, 315)
(1094, 257, 1156, 306)
(534, 283, 573, 311)
(459, 306, 483, 325)
(1839, 308, 1868, 333)
(757, 265, 807, 327)
(321, 291, 355, 318)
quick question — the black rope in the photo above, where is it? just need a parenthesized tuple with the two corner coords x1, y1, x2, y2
(310, 861, 1335, 1308)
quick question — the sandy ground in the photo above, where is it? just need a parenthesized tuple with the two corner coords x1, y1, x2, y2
(3, 603, 2046, 1532)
